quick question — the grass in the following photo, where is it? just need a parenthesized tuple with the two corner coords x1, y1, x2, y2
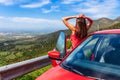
(0, 51, 8, 56)
(15, 44, 34, 49)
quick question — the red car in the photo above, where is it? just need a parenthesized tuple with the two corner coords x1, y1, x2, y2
(36, 29, 120, 80)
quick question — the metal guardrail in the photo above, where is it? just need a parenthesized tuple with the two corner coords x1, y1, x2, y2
(0, 55, 51, 80)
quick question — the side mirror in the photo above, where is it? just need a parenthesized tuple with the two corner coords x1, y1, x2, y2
(48, 51, 61, 60)
(48, 50, 61, 67)
(48, 32, 66, 67)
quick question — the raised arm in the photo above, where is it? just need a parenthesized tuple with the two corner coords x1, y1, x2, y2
(78, 14, 93, 30)
(85, 16, 93, 30)
(62, 16, 77, 31)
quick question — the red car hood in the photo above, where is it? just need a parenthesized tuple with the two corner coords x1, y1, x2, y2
(36, 65, 95, 80)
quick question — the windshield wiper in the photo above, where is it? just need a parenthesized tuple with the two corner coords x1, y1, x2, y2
(61, 63, 84, 76)
(70, 67, 84, 75)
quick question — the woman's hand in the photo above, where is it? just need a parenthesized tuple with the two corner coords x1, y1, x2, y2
(78, 14, 85, 18)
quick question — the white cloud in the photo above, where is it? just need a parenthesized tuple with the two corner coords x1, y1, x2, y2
(0, 0, 13, 5)
(61, 0, 82, 4)
(41, 6, 59, 13)
(0, 0, 50, 8)
(20, 0, 50, 8)
(10, 17, 60, 24)
(72, 0, 119, 19)
(0, 16, 4, 19)
(0, 16, 65, 33)
(0, 0, 27, 5)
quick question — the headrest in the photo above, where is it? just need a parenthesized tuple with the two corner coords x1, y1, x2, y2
(109, 38, 120, 49)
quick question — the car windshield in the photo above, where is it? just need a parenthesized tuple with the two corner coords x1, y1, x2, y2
(61, 34, 120, 79)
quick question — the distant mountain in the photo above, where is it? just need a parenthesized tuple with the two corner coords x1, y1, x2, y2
(101, 22, 120, 30)
(89, 16, 120, 32)
(115, 16, 120, 21)
(35, 29, 71, 42)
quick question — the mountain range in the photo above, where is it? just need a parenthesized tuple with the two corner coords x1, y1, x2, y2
(90, 16, 120, 31)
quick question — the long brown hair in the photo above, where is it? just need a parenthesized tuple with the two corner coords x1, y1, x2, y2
(75, 18, 87, 38)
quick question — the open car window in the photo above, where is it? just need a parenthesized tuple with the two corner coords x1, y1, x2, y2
(64, 34, 101, 62)
(95, 34, 120, 66)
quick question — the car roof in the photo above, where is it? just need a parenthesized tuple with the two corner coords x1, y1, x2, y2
(91, 29, 120, 34)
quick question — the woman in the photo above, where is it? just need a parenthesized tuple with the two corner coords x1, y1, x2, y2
(62, 14, 93, 49)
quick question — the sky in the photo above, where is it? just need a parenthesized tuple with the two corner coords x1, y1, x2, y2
(0, 0, 120, 33)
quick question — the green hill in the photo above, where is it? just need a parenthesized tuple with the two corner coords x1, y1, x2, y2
(101, 22, 120, 30)
(0, 29, 71, 66)
(89, 16, 120, 31)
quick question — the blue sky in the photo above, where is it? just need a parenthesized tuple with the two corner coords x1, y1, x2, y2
(0, 0, 120, 33)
